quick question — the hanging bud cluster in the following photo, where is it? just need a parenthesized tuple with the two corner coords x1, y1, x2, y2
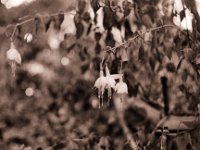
(94, 65, 128, 108)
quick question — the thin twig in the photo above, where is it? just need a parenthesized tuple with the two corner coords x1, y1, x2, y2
(113, 95, 139, 150)
(8, 11, 73, 41)
(147, 116, 168, 147)
(104, 25, 175, 53)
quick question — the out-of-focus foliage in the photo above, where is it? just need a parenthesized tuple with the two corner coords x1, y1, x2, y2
(0, 0, 200, 149)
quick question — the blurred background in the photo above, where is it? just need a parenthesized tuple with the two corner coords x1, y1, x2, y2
(0, 0, 200, 149)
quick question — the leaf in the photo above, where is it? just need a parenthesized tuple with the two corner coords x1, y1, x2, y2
(189, 126, 200, 149)
(106, 30, 115, 47)
(182, 118, 200, 129)
(34, 13, 44, 34)
(82, 12, 91, 22)
(179, 9, 186, 21)
(176, 56, 184, 71)
(173, 10, 178, 17)
(78, 47, 90, 61)
(96, 136, 112, 150)
(103, 6, 115, 30)
(95, 31, 102, 42)
(54, 11, 65, 30)
(90, 0, 100, 12)
(181, 68, 189, 82)
(78, 0, 87, 14)
(149, 57, 156, 71)
(142, 14, 153, 28)
(80, 61, 90, 73)
(44, 15, 52, 32)
(183, 48, 196, 62)
(16, 25, 21, 36)
(138, 45, 145, 61)
(121, 48, 129, 62)
(122, 0, 133, 17)
(95, 43, 101, 54)
(124, 70, 138, 97)
(166, 62, 176, 73)
(5, 24, 15, 38)
(193, 54, 200, 64)
(74, 14, 84, 39)
(53, 142, 66, 149)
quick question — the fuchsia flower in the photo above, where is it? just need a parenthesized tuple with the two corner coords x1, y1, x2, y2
(94, 65, 129, 108)
(6, 42, 21, 64)
(6, 42, 22, 76)
(94, 65, 116, 108)
(94, 69, 107, 100)
(115, 77, 128, 94)
(115, 77, 128, 105)
(105, 65, 116, 100)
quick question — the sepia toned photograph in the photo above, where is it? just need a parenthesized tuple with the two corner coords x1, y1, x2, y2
(0, 0, 200, 149)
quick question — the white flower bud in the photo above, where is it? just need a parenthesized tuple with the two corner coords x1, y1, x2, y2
(6, 42, 21, 64)
(24, 33, 33, 43)
(115, 78, 128, 94)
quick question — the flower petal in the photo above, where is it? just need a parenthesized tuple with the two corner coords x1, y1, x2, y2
(115, 81, 128, 94)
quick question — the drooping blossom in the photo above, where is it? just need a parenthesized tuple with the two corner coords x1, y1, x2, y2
(115, 77, 128, 104)
(94, 65, 116, 107)
(105, 65, 116, 101)
(94, 69, 107, 108)
(6, 42, 21, 76)
(6, 42, 21, 64)
(115, 78, 128, 94)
